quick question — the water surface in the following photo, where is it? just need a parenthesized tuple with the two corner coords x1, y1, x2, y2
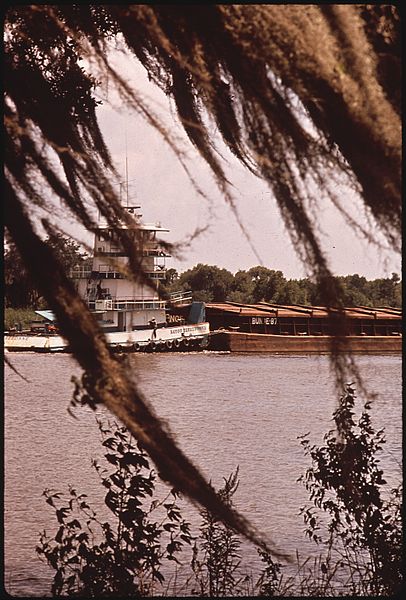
(5, 352, 402, 596)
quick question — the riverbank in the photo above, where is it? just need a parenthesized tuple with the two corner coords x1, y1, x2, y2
(4, 307, 38, 331)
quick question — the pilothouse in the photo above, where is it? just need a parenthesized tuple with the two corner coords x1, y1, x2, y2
(75, 205, 170, 334)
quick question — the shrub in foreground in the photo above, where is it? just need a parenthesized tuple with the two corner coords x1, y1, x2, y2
(37, 419, 193, 596)
(37, 385, 402, 596)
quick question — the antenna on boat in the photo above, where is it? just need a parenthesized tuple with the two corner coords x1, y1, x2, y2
(125, 127, 129, 206)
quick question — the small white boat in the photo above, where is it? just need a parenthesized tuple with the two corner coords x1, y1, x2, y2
(5, 204, 210, 353)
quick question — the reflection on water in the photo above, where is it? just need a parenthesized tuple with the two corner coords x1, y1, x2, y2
(5, 352, 402, 596)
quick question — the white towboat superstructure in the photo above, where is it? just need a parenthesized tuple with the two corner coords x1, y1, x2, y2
(5, 205, 210, 353)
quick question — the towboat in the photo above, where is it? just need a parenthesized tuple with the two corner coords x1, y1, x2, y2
(4, 205, 210, 353)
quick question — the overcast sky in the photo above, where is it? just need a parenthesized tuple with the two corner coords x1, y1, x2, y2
(70, 49, 400, 280)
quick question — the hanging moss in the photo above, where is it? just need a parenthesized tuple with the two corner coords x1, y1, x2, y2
(4, 5, 400, 552)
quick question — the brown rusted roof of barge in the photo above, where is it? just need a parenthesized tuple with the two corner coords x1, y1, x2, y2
(205, 302, 401, 320)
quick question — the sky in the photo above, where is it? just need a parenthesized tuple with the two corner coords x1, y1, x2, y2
(65, 48, 400, 281)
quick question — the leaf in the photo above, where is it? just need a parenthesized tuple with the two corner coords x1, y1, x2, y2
(56, 507, 69, 524)
(102, 437, 116, 449)
(67, 555, 79, 564)
(152, 570, 165, 584)
(105, 453, 118, 465)
(55, 526, 65, 543)
(121, 451, 149, 468)
(127, 497, 142, 511)
(67, 519, 81, 529)
(104, 489, 118, 512)
(180, 534, 192, 544)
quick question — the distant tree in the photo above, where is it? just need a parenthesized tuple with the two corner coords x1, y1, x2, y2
(366, 273, 401, 307)
(179, 264, 234, 302)
(345, 273, 369, 292)
(172, 265, 402, 309)
(272, 280, 307, 305)
(296, 279, 318, 305)
(228, 270, 255, 304)
(46, 232, 91, 275)
(304, 273, 402, 308)
(335, 275, 371, 307)
(391, 274, 402, 307)
(164, 268, 179, 287)
(342, 286, 371, 307)
(4, 233, 90, 308)
(247, 267, 286, 303)
(4, 239, 41, 308)
(158, 267, 180, 298)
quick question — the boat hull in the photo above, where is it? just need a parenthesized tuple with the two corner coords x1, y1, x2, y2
(209, 330, 402, 353)
(4, 323, 210, 353)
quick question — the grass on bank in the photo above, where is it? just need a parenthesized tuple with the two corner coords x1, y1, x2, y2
(4, 307, 38, 331)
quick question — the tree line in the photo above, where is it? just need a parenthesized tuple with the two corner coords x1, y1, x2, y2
(162, 264, 401, 308)
(4, 233, 91, 309)
(4, 237, 401, 310)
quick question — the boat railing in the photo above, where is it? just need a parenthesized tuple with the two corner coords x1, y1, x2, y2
(92, 298, 167, 311)
(114, 299, 167, 310)
(169, 290, 193, 305)
(70, 267, 166, 280)
(147, 270, 166, 280)
(70, 266, 93, 279)
(97, 271, 124, 279)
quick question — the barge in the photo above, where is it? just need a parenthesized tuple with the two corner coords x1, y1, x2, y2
(168, 301, 401, 353)
(205, 302, 402, 353)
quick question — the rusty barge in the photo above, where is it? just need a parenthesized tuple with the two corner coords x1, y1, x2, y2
(183, 302, 402, 353)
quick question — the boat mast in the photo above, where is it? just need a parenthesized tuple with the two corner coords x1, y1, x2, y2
(125, 128, 129, 207)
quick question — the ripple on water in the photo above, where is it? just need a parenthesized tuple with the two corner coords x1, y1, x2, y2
(5, 352, 402, 595)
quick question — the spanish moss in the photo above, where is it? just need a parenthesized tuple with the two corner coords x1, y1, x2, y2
(4, 4, 400, 550)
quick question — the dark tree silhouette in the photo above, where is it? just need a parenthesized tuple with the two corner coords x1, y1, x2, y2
(4, 5, 400, 550)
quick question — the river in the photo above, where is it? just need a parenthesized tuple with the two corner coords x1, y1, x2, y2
(4, 352, 402, 596)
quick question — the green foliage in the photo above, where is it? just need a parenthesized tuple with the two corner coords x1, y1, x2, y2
(4, 233, 90, 309)
(298, 384, 403, 596)
(45, 232, 91, 276)
(4, 239, 41, 308)
(248, 266, 285, 303)
(4, 307, 38, 331)
(36, 419, 193, 596)
(175, 265, 401, 308)
(178, 264, 234, 302)
(160, 268, 179, 292)
(191, 468, 248, 597)
(335, 273, 402, 308)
